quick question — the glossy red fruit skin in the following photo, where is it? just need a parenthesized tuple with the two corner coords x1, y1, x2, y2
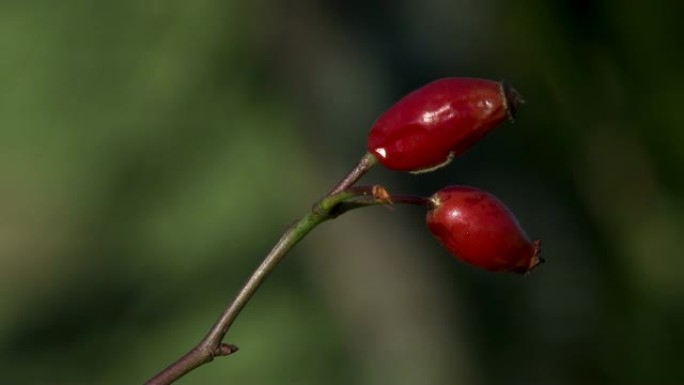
(367, 77, 522, 172)
(426, 186, 542, 274)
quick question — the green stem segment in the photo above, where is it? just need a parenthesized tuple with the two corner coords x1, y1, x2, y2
(145, 177, 382, 385)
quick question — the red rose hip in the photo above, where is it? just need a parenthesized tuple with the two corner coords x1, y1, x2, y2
(425, 186, 542, 274)
(367, 77, 523, 172)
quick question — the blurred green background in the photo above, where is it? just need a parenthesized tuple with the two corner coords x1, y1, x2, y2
(1, 0, 683, 384)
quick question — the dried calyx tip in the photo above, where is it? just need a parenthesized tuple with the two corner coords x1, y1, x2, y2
(530, 239, 544, 268)
(500, 80, 525, 122)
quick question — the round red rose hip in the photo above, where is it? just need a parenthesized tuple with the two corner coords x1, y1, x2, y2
(367, 77, 523, 173)
(425, 186, 542, 274)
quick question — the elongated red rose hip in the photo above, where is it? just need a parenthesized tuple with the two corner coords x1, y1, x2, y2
(367, 77, 523, 172)
(426, 186, 542, 274)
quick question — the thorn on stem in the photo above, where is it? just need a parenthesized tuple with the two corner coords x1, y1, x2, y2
(216, 343, 239, 356)
(372, 185, 392, 204)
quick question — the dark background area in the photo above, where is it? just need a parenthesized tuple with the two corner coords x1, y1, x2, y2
(1, 0, 683, 384)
